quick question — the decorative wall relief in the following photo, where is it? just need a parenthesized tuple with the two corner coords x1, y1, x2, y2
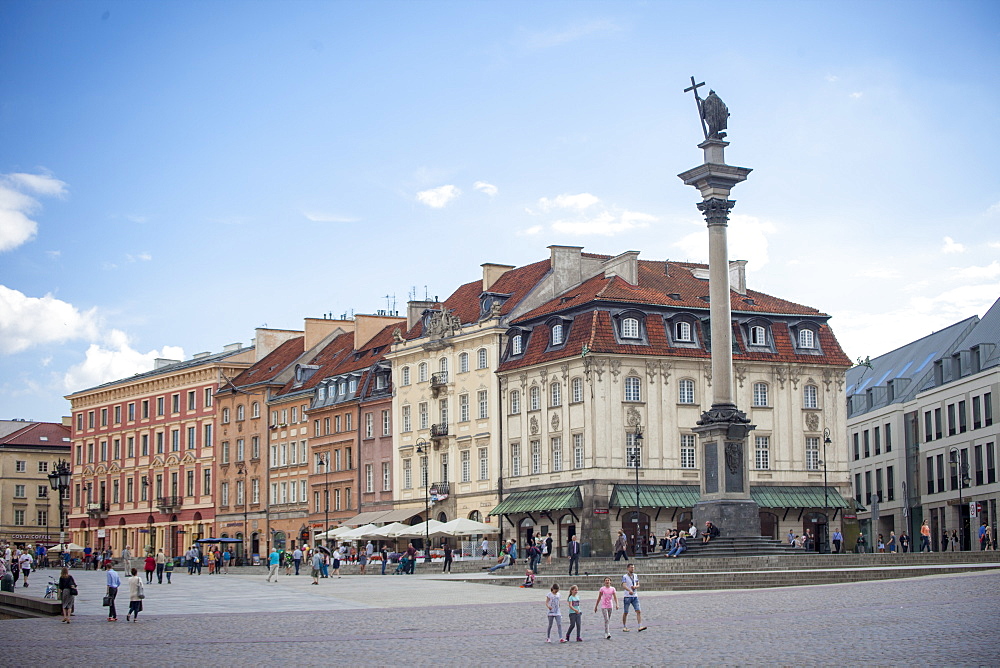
(805, 412, 820, 432)
(550, 413, 560, 431)
(529, 415, 539, 435)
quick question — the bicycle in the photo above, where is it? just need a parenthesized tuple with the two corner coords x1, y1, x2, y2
(43, 576, 59, 599)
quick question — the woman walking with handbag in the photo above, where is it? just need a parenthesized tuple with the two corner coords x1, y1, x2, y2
(58, 566, 77, 623)
(126, 567, 144, 622)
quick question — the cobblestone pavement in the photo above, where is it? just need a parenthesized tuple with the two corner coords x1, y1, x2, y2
(2, 568, 998, 666)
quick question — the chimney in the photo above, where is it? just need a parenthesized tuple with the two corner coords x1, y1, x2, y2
(253, 328, 305, 361)
(223, 342, 242, 352)
(154, 358, 181, 369)
(548, 245, 584, 296)
(482, 263, 514, 291)
(601, 250, 640, 285)
(354, 314, 406, 349)
(729, 260, 747, 296)
(407, 300, 436, 332)
(304, 318, 355, 350)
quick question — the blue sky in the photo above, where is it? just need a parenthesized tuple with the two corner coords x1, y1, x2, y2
(2, 0, 999, 421)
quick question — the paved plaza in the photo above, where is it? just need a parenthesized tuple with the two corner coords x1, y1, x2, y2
(2, 566, 998, 666)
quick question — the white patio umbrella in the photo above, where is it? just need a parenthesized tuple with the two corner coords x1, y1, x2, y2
(368, 522, 410, 538)
(52, 542, 85, 551)
(436, 517, 500, 536)
(394, 519, 447, 538)
(316, 526, 353, 540)
(336, 523, 380, 541)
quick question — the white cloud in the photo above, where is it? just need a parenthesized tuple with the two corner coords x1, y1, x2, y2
(64, 329, 184, 392)
(126, 252, 152, 263)
(0, 285, 101, 354)
(0, 172, 67, 252)
(854, 267, 901, 279)
(850, 92, 863, 99)
(951, 261, 1000, 280)
(303, 211, 359, 223)
(416, 185, 460, 208)
(551, 209, 655, 236)
(825, 75, 839, 83)
(989, 241, 1000, 249)
(518, 225, 544, 236)
(941, 236, 965, 254)
(672, 215, 776, 268)
(538, 193, 600, 212)
(473, 181, 498, 197)
(521, 20, 620, 50)
(45, 250, 61, 259)
(987, 202, 1000, 216)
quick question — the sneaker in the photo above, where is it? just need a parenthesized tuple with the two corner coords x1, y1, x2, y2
(638, 626, 647, 632)
(622, 627, 630, 632)
(576, 638, 583, 642)
(545, 638, 551, 643)
(559, 638, 568, 643)
(605, 633, 611, 639)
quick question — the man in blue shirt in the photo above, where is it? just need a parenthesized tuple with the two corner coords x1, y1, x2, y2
(832, 528, 843, 554)
(106, 565, 121, 621)
(266, 548, 280, 582)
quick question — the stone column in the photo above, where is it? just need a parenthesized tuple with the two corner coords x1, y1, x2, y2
(678, 138, 760, 537)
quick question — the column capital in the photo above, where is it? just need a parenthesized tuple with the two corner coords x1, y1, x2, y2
(696, 198, 736, 227)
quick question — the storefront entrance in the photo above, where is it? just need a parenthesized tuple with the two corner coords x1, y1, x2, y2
(621, 511, 650, 555)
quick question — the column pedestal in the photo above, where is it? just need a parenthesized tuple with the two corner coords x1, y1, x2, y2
(692, 405, 760, 537)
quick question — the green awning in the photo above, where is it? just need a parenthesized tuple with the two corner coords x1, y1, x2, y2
(751, 486, 850, 509)
(489, 486, 582, 516)
(605, 484, 849, 510)
(610, 484, 700, 509)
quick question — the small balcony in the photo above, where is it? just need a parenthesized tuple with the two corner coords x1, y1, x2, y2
(429, 482, 450, 500)
(430, 372, 448, 397)
(430, 423, 449, 440)
(156, 496, 183, 513)
(86, 502, 109, 519)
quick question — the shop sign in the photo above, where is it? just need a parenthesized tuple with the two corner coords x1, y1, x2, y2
(593, 508, 609, 514)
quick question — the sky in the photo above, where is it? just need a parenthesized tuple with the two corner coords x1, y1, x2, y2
(2, 0, 999, 422)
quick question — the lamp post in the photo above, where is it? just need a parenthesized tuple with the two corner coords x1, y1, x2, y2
(822, 428, 832, 553)
(416, 438, 431, 563)
(319, 452, 330, 550)
(628, 423, 643, 556)
(236, 462, 248, 565)
(47, 459, 71, 550)
(948, 447, 970, 551)
(141, 476, 152, 554)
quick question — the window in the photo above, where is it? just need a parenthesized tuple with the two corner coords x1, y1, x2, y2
(948, 404, 956, 436)
(251, 402, 260, 419)
(755, 436, 770, 470)
(510, 390, 521, 414)
(530, 440, 540, 474)
(478, 390, 489, 419)
(749, 325, 767, 346)
(572, 378, 583, 403)
(550, 382, 561, 407)
(459, 352, 469, 373)
(365, 464, 374, 492)
(511, 334, 523, 355)
(401, 366, 411, 386)
(805, 437, 820, 470)
(141, 434, 149, 456)
(418, 363, 428, 383)
(252, 478, 259, 504)
(236, 439, 245, 461)
(383, 462, 391, 491)
(36, 509, 48, 526)
(101, 408, 107, 426)
(156, 397, 164, 416)
(924, 411, 933, 441)
(477, 348, 488, 369)
(403, 458, 412, 489)
(439, 398, 448, 425)
(984, 392, 993, 426)
(621, 317, 640, 339)
(573, 433, 584, 469)
(419, 402, 428, 429)
(365, 412, 373, 438)
(15, 460, 26, 473)
(13, 509, 25, 526)
(113, 405, 121, 424)
(885, 423, 892, 452)
(204, 387, 213, 407)
(333, 488, 340, 510)
(88, 410, 95, 428)
(38, 461, 48, 473)
(551, 437, 562, 472)
(551, 323, 564, 345)
(382, 410, 391, 436)
(327, 417, 334, 434)
(529, 386, 540, 411)
(38, 484, 49, 499)
(126, 478, 134, 502)
(186, 427, 195, 450)
(76, 413, 83, 431)
(752, 382, 768, 407)
(402, 405, 412, 432)
(221, 441, 230, 464)
(420, 456, 428, 488)
(626, 432, 641, 468)
(853, 433, 860, 460)
(142, 400, 149, 419)
(171, 429, 180, 452)
(221, 482, 230, 506)
(864, 430, 870, 457)
(127, 403, 135, 421)
(187, 470, 195, 497)
(291, 406, 298, 423)
(252, 436, 260, 460)
(887, 465, 896, 501)
(798, 328, 815, 349)
(222, 408, 231, 424)
(674, 321, 692, 342)
(803, 385, 818, 409)
(624, 376, 641, 402)
(874, 426, 881, 455)
(478, 447, 489, 480)
(459, 394, 470, 422)
(681, 434, 696, 469)
(204, 424, 213, 449)
(236, 405, 245, 421)
(156, 432, 164, 454)
(460, 450, 471, 482)
(334, 449, 341, 471)
(679, 379, 695, 404)
(13, 484, 26, 498)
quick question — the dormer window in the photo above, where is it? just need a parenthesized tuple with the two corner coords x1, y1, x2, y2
(552, 323, 564, 345)
(622, 317, 640, 339)
(798, 328, 815, 349)
(512, 334, 523, 355)
(675, 321, 692, 342)
(349, 377, 358, 393)
(749, 325, 767, 346)
(317, 386, 326, 402)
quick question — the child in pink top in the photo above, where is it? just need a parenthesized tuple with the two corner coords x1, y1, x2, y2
(594, 577, 619, 639)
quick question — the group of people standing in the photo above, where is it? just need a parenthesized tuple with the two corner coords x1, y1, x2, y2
(543, 562, 648, 643)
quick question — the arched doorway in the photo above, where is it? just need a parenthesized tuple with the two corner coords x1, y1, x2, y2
(468, 510, 482, 522)
(518, 517, 536, 548)
(677, 511, 692, 534)
(621, 512, 650, 555)
(559, 514, 576, 558)
(250, 532, 260, 562)
(437, 511, 448, 523)
(145, 515, 156, 553)
(803, 512, 828, 552)
(760, 512, 779, 539)
(273, 531, 287, 550)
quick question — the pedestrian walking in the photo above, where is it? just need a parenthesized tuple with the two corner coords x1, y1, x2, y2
(481, 538, 489, 560)
(613, 530, 628, 562)
(545, 532, 554, 565)
(920, 520, 931, 552)
(545, 583, 566, 643)
(310, 550, 323, 585)
(222, 548, 231, 574)
(332, 548, 343, 578)
(121, 545, 132, 574)
(58, 566, 77, 623)
(832, 527, 843, 554)
(951, 529, 960, 551)
(567, 534, 580, 575)
(293, 547, 303, 575)
(266, 548, 280, 582)
(899, 531, 910, 553)
(164, 558, 174, 583)
(887, 531, 897, 554)
(359, 546, 369, 575)
(155, 549, 166, 583)
(105, 565, 121, 621)
(855, 532, 867, 553)
(144, 552, 156, 583)
(565, 584, 582, 642)
(941, 529, 949, 552)
(985, 525, 995, 551)
(18, 551, 32, 587)
(979, 523, 988, 551)
(380, 546, 388, 575)
(442, 543, 453, 573)
(621, 563, 646, 632)
(594, 576, 618, 640)
(126, 567, 144, 622)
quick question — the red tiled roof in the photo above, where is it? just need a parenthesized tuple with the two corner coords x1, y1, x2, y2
(0, 421, 72, 448)
(226, 337, 305, 389)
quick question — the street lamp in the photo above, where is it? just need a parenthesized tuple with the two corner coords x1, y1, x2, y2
(416, 438, 431, 563)
(141, 475, 152, 554)
(47, 459, 72, 550)
(822, 428, 832, 553)
(628, 423, 643, 556)
(236, 462, 248, 565)
(319, 453, 330, 550)
(948, 447, 971, 551)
